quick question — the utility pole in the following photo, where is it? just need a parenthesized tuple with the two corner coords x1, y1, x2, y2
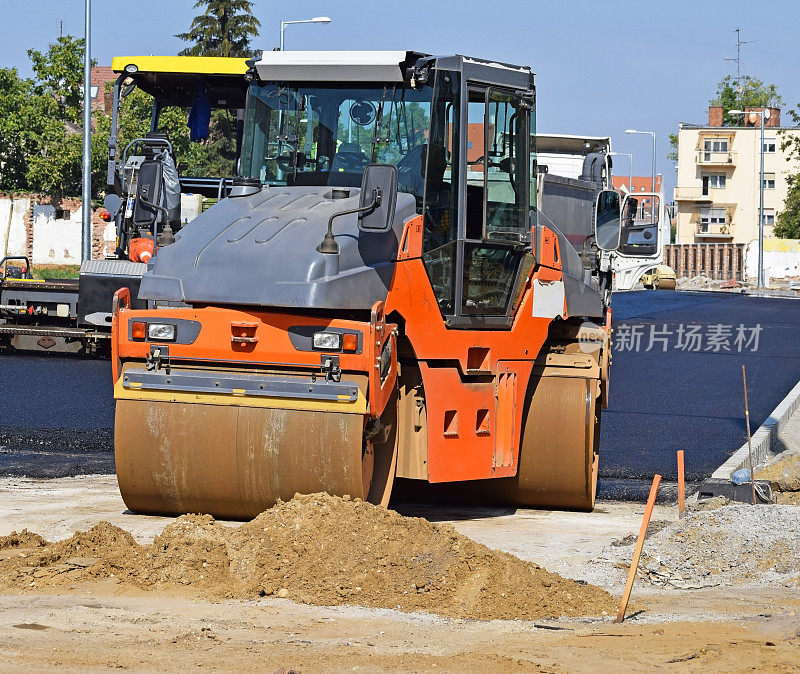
(81, 0, 92, 262)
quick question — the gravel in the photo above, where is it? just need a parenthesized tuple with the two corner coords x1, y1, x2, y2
(617, 505, 800, 590)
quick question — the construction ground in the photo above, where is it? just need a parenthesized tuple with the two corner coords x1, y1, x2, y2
(1, 428, 800, 673)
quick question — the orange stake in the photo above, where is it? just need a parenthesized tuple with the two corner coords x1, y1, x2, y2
(616, 474, 662, 623)
(677, 451, 685, 516)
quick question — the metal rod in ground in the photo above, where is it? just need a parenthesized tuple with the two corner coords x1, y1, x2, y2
(677, 450, 685, 516)
(742, 365, 756, 506)
(615, 473, 662, 624)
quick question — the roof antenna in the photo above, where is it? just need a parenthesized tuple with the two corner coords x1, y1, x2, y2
(724, 28, 756, 109)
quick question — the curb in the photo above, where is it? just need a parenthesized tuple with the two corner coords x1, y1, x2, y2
(710, 377, 800, 480)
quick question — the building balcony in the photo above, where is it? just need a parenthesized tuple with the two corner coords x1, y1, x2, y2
(674, 187, 713, 202)
(695, 150, 736, 166)
(695, 222, 734, 240)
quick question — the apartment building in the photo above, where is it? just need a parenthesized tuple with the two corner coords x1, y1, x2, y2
(674, 106, 800, 243)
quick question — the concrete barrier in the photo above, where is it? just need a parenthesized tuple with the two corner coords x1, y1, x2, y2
(745, 238, 800, 281)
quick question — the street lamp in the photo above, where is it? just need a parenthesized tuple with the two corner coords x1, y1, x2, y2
(610, 152, 633, 194)
(279, 16, 331, 50)
(81, 0, 92, 262)
(626, 129, 657, 193)
(730, 108, 770, 288)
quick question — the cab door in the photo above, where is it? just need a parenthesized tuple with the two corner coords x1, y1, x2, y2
(618, 192, 661, 257)
(456, 86, 532, 325)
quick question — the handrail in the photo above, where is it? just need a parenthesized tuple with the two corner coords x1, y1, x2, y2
(0, 255, 32, 279)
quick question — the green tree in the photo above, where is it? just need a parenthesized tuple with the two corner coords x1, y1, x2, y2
(0, 36, 100, 196)
(28, 36, 89, 124)
(710, 75, 784, 127)
(0, 68, 36, 191)
(176, 0, 260, 57)
(775, 104, 800, 238)
(774, 177, 800, 238)
(26, 37, 97, 196)
(667, 132, 678, 163)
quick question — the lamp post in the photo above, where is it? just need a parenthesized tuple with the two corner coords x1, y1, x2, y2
(279, 16, 331, 50)
(81, 0, 92, 262)
(610, 152, 633, 193)
(730, 108, 769, 288)
(626, 129, 656, 193)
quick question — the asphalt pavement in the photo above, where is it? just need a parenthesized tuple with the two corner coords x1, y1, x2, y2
(2, 290, 800, 498)
(0, 353, 114, 476)
(598, 290, 800, 499)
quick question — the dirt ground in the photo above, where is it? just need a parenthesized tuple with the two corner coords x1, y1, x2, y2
(1, 476, 799, 672)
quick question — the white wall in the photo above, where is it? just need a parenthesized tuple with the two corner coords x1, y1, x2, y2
(3, 195, 204, 265)
(32, 204, 84, 264)
(0, 197, 31, 259)
(745, 238, 800, 281)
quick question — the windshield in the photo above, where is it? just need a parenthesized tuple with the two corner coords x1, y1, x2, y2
(240, 82, 432, 203)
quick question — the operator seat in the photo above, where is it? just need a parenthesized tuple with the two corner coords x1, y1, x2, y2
(331, 142, 369, 173)
(131, 132, 181, 235)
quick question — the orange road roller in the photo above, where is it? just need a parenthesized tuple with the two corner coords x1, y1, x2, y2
(111, 50, 624, 519)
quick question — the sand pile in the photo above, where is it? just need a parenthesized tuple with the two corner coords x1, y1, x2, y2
(0, 493, 614, 620)
(627, 505, 800, 589)
(0, 529, 46, 550)
(757, 450, 800, 505)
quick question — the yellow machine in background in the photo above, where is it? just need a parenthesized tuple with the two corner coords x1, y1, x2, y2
(640, 265, 677, 290)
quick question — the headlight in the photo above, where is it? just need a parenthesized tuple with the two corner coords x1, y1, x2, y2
(313, 331, 342, 350)
(147, 323, 176, 341)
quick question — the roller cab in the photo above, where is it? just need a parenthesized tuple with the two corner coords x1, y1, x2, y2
(113, 52, 621, 518)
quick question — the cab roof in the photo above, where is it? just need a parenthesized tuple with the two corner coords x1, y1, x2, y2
(111, 55, 249, 108)
(252, 51, 534, 91)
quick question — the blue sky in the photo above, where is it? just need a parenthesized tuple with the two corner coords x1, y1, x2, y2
(2, 0, 799, 194)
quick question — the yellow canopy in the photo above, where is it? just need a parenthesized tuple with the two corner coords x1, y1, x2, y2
(111, 55, 249, 76)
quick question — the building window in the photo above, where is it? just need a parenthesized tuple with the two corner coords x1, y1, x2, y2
(704, 139, 728, 152)
(762, 209, 775, 226)
(699, 207, 727, 232)
(763, 138, 776, 153)
(702, 138, 729, 163)
(708, 174, 726, 189)
(763, 173, 775, 190)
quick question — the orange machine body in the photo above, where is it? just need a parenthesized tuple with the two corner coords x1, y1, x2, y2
(113, 215, 607, 486)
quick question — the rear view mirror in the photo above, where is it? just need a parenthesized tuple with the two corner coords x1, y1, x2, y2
(358, 164, 398, 233)
(595, 189, 622, 251)
(317, 164, 399, 255)
(103, 194, 122, 218)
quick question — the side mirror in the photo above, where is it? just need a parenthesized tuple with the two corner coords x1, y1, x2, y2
(103, 194, 122, 218)
(358, 164, 398, 233)
(594, 189, 622, 251)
